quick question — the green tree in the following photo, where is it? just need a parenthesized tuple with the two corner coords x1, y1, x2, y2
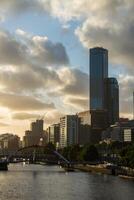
(80, 145, 99, 162)
(119, 144, 134, 168)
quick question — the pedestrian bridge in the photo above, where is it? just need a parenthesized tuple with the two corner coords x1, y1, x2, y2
(8, 145, 71, 167)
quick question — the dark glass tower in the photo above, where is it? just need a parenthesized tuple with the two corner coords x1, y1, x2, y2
(104, 78, 119, 125)
(90, 47, 108, 110)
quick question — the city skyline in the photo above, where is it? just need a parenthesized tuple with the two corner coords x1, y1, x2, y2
(0, 0, 134, 137)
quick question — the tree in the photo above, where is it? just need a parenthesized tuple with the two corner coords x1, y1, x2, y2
(80, 144, 99, 162)
(119, 144, 134, 168)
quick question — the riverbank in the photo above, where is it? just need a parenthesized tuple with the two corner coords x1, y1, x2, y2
(74, 164, 134, 179)
(74, 164, 111, 174)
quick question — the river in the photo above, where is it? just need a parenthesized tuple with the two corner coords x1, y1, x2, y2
(0, 164, 134, 200)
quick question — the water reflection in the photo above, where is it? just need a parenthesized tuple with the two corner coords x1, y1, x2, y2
(0, 164, 133, 200)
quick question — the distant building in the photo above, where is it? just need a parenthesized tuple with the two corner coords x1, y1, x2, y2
(102, 120, 134, 143)
(90, 110, 108, 143)
(47, 123, 60, 147)
(31, 120, 43, 135)
(104, 78, 119, 125)
(0, 133, 20, 154)
(23, 119, 46, 147)
(60, 115, 78, 148)
(78, 110, 91, 125)
(77, 111, 91, 145)
(23, 131, 33, 147)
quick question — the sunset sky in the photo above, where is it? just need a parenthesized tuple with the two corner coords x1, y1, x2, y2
(0, 0, 134, 138)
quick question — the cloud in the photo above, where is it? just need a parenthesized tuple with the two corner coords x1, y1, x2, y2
(12, 110, 64, 127)
(0, 30, 69, 67)
(0, 0, 133, 122)
(0, 92, 55, 111)
(75, 18, 134, 69)
(64, 97, 89, 110)
(44, 110, 63, 125)
(0, 1, 133, 70)
(48, 68, 89, 98)
(0, 30, 28, 66)
(0, 0, 125, 22)
(29, 35, 69, 66)
(0, 122, 10, 127)
(59, 68, 89, 97)
(0, 0, 45, 15)
(0, 29, 89, 114)
(0, 65, 62, 93)
(0, 29, 69, 95)
(12, 112, 40, 120)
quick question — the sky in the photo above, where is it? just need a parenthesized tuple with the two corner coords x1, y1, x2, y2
(0, 0, 134, 138)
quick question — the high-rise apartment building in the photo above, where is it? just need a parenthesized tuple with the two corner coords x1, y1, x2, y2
(47, 123, 60, 146)
(90, 47, 108, 110)
(60, 115, 78, 148)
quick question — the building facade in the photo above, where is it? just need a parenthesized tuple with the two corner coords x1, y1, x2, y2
(47, 123, 60, 147)
(102, 120, 134, 143)
(104, 78, 119, 125)
(77, 111, 91, 145)
(23, 119, 46, 147)
(0, 133, 20, 154)
(90, 47, 108, 110)
(89, 47, 119, 143)
(60, 115, 78, 148)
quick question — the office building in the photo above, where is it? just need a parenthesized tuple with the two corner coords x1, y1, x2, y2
(60, 115, 78, 148)
(77, 111, 91, 145)
(47, 123, 60, 147)
(89, 47, 119, 143)
(102, 120, 134, 143)
(104, 78, 119, 125)
(90, 47, 108, 110)
(0, 133, 20, 154)
(23, 119, 46, 147)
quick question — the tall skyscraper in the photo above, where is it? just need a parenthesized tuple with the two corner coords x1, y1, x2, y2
(90, 47, 108, 110)
(89, 47, 119, 143)
(104, 78, 119, 125)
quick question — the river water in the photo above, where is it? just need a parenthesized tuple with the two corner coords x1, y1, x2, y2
(0, 164, 134, 200)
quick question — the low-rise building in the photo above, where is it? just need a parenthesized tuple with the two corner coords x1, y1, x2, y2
(102, 120, 134, 143)
(0, 133, 20, 154)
